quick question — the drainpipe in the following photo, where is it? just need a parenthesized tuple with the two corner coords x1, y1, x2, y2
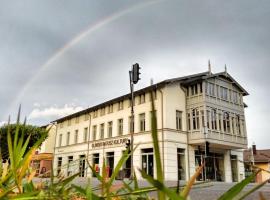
(158, 88, 165, 179)
(86, 113, 92, 176)
(180, 85, 190, 180)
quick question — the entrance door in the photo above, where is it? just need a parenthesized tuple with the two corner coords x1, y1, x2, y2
(106, 152, 114, 177)
(195, 150, 224, 181)
(231, 155, 238, 182)
(123, 151, 131, 178)
(142, 148, 154, 177)
(177, 148, 186, 180)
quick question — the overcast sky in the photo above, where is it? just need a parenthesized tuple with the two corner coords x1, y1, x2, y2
(1, 0, 269, 148)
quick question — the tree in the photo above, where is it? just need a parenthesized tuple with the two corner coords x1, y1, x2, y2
(0, 123, 48, 160)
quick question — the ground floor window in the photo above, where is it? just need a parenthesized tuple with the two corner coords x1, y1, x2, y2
(177, 148, 186, 180)
(142, 148, 154, 177)
(122, 151, 131, 178)
(67, 156, 73, 176)
(79, 155, 86, 177)
(106, 152, 114, 177)
(57, 157, 62, 175)
(231, 155, 238, 182)
(92, 153, 99, 177)
(195, 150, 224, 181)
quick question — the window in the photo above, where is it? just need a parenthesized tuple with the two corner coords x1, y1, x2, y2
(129, 116, 134, 133)
(218, 113, 222, 131)
(199, 83, 203, 93)
(84, 127, 88, 142)
(93, 110, 98, 118)
(118, 119, 123, 135)
(152, 90, 157, 100)
(68, 119, 71, 126)
(220, 87, 228, 100)
(211, 109, 217, 130)
(236, 115, 241, 135)
(201, 110, 205, 127)
(92, 153, 99, 177)
(84, 113, 89, 121)
(187, 113, 191, 130)
(60, 122, 63, 128)
(66, 132, 70, 145)
(231, 116, 235, 134)
(74, 130, 78, 144)
(191, 84, 198, 95)
(79, 155, 86, 177)
(100, 107, 105, 116)
(141, 148, 154, 177)
(118, 101, 124, 110)
(206, 82, 215, 96)
(176, 110, 182, 130)
(192, 109, 200, 130)
(139, 93, 145, 104)
(223, 112, 230, 133)
(75, 116, 79, 123)
(139, 113, 146, 132)
(58, 134, 62, 147)
(108, 121, 113, 137)
(93, 125, 97, 140)
(57, 157, 62, 175)
(100, 123, 104, 139)
(67, 156, 73, 176)
(232, 91, 239, 104)
(108, 104, 113, 113)
(207, 110, 210, 129)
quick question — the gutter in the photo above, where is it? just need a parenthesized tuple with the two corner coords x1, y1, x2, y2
(158, 88, 165, 179)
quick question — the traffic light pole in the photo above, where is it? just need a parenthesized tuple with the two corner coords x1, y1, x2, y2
(129, 70, 135, 179)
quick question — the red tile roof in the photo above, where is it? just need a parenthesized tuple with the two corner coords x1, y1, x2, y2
(244, 149, 270, 163)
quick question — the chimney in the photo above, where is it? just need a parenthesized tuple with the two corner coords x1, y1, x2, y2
(252, 143, 257, 155)
(208, 60, 212, 74)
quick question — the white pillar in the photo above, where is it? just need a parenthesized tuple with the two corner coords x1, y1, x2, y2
(224, 150, 232, 182)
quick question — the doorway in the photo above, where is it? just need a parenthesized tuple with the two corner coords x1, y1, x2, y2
(106, 152, 114, 177)
(142, 148, 154, 177)
(177, 148, 186, 180)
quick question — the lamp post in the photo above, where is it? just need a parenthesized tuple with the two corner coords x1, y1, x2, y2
(129, 63, 141, 179)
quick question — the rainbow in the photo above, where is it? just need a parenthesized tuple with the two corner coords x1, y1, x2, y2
(5, 0, 163, 119)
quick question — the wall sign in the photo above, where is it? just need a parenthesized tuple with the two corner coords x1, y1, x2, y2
(91, 138, 129, 148)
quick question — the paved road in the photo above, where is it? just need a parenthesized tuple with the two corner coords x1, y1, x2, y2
(35, 177, 270, 199)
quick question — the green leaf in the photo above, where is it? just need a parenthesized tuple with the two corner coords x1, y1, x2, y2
(140, 169, 184, 200)
(218, 169, 262, 200)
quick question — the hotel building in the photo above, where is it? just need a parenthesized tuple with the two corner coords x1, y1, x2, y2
(53, 69, 248, 182)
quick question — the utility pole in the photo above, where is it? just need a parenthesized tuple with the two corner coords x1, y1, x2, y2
(129, 63, 141, 179)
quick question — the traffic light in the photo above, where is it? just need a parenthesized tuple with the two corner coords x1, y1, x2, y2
(132, 63, 141, 84)
(125, 139, 131, 152)
(205, 141, 210, 156)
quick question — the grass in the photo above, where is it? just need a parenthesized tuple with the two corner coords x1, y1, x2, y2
(0, 94, 269, 199)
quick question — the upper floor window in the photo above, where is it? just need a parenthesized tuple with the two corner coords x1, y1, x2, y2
(75, 116, 80, 123)
(100, 123, 105, 139)
(223, 112, 230, 133)
(68, 119, 71, 126)
(176, 110, 182, 130)
(84, 127, 88, 142)
(236, 115, 241, 135)
(192, 109, 200, 130)
(191, 84, 198, 95)
(232, 91, 239, 104)
(118, 101, 124, 110)
(108, 121, 113, 137)
(58, 134, 62, 147)
(118, 119, 123, 135)
(108, 104, 113, 113)
(93, 110, 98, 118)
(211, 109, 217, 130)
(100, 107, 106, 116)
(220, 87, 228, 100)
(187, 113, 191, 130)
(74, 130, 78, 144)
(139, 93, 145, 104)
(84, 114, 89, 121)
(66, 132, 70, 145)
(139, 113, 146, 132)
(59, 122, 64, 128)
(129, 116, 134, 133)
(206, 82, 215, 96)
(93, 125, 97, 140)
